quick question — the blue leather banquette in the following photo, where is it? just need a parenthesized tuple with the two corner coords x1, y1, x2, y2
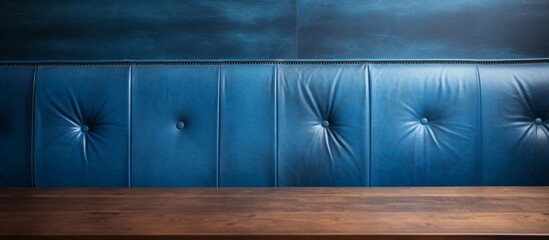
(1, 61, 548, 187)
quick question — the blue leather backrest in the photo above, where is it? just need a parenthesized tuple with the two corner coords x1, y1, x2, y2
(0, 63, 548, 187)
(34, 66, 130, 187)
(479, 64, 549, 186)
(278, 64, 369, 186)
(370, 65, 481, 186)
(0, 67, 34, 187)
(131, 65, 219, 187)
(220, 65, 276, 187)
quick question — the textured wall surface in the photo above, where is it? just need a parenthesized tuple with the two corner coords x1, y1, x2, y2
(1, 0, 548, 60)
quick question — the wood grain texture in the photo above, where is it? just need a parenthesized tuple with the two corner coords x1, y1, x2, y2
(0, 187, 548, 239)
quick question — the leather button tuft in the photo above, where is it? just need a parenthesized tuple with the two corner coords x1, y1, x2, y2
(420, 118, 429, 125)
(176, 121, 185, 129)
(81, 125, 89, 132)
(534, 118, 542, 125)
(321, 120, 330, 128)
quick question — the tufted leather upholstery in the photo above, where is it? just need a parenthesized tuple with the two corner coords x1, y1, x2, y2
(132, 66, 218, 187)
(33, 66, 130, 187)
(278, 64, 369, 186)
(0, 62, 548, 187)
(371, 65, 481, 186)
(479, 64, 549, 186)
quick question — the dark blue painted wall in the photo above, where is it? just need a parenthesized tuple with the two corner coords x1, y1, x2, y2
(1, 0, 548, 60)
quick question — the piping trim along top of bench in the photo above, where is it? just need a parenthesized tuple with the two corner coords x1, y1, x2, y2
(1, 58, 549, 66)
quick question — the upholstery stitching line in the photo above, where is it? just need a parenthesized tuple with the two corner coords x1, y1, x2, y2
(128, 65, 133, 188)
(217, 65, 221, 187)
(366, 64, 372, 187)
(1, 60, 549, 67)
(476, 64, 483, 185)
(31, 67, 37, 188)
(275, 64, 279, 187)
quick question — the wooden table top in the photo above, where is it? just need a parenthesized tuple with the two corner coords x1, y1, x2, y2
(1, 187, 548, 239)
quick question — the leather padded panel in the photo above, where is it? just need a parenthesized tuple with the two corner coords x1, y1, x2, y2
(0, 67, 34, 187)
(132, 66, 218, 187)
(34, 66, 130, 187)
(371, 65, 481, 186)
(220, 65, 276, 186)
(2, 63, 548, 187)
(480, 64, 549, 185)
(278, 64, 369, 186)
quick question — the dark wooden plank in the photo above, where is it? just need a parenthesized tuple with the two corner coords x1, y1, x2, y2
(0, 187, 548, 239)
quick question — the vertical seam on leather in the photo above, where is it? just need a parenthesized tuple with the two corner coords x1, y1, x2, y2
(216, 65, 221, 187)
(475, 64, 483, 185)
(366, 64, 372, 187)
(31, 67, 37, 188)
(128, 65, 133, 188)
(295, 1, 299, 58)
(274, 64, 279, 187)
